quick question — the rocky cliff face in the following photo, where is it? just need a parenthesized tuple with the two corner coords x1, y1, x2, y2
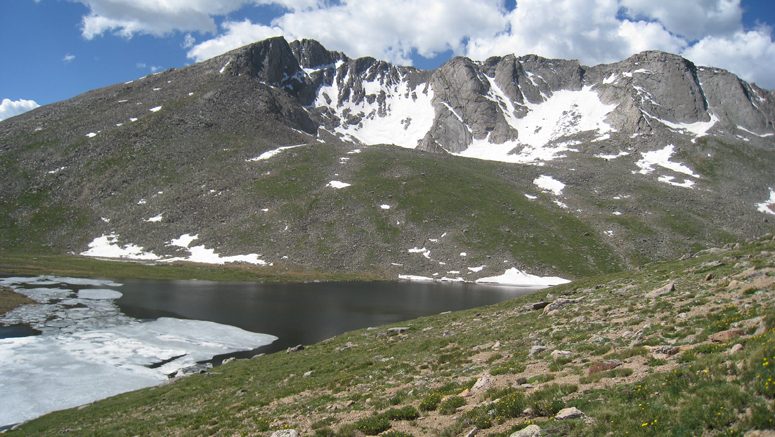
(222, 39, 773, 157)
(199, 37, 775, 158)
(1, 36, 774, 278)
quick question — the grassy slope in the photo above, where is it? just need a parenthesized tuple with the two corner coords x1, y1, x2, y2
(13, 236, 775, 436)
(0, 138, 623, 280)
(0, 253, 385, 283)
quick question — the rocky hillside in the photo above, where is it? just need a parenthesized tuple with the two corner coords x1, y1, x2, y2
(10, 235, 775, 435)
(1, 37, 774, 280)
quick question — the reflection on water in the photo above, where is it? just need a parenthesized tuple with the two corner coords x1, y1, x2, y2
(117, 280, 539, 353)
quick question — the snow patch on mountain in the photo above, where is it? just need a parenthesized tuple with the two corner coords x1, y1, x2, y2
(457, 86, 615, 164)
(635, 144, 700, 178)
(645, 112, 718, 140)
(327, 180, 351, 189)
(246, 144, 307, 161)
(757, 188, 775, 215)
(533, 175, 565, 196)
(314, 67, 434, 148)
(81, 234, 160, 260)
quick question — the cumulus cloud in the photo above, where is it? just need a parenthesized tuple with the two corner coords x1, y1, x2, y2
(272, 0, 506, 65)
(76, 0, 325, 39)
(620, 0, 742, 39)
(187, 0, 506, 65)
(72, 0, 775, 88)
(683, 28, 775, 88)
(187, 20, 283, 62)
(78, 0, 253, 38)
(0, 98, 40, 122)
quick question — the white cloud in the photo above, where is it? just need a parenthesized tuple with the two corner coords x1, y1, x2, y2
(182, 33, 196, 49)
(63, 53, 76, 63)
(620, 0, 742, 39)
(683, 28, 775, 88)
(0, 98, 40, 122)
(467, 0, 632, 65)
(72, 0, 775, 89)
(271, 0, 506, 65)
(78, 0, 252, 38)
(76, 0, 326, 39)
(616, 20, 687, 55)
(187, 0, 506, 65)
(187, 20, 283, 62)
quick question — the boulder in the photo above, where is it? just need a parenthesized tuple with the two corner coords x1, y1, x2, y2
(555, 406, 585, 420)
(650, 345, 680, 357)
(550, 350, 573, 360)
(471, 373, 493, 393)
(710, 328, 744, 343)
(387, 327, 410, 336)
(543, 298, 582, 315)
(646, 281, 675, 298)
(510, 424, 542, 437)
(271, 430, 299, 437)
(588, 359, 623, 374)
(286, 344, 305, 353)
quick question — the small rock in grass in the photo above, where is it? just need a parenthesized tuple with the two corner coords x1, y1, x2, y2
(387, 327, 410, 336)
(221, 357, 236, 365)
(710, 328, 744, 343)
(271, 430, 299, 437)
(531, 301, 550, 310)
(650, 345, 680, 357)
(550, 350, 573, 360)
(646, 281, 675, 298)
(588, 359, 622, 374)
(471, 373, 493, 393)
(555, 406, 585, 420)
(743, 431, 775, 437)
(303, 371, 313, 378)
(492, 341, 501, 350)
(510, 424, 542, 437)
(335, 342, 356, 352)
(543, 298, 582, 315)
(728, 343, 745, 355)
(529, 345, 547, 356)
(464, 427, 479, 437)
(286, 344, 304, 353)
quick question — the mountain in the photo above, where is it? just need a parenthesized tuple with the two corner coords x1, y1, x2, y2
(1, 37, 774, 280)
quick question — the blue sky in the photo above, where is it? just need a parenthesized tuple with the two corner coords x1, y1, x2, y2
(1, 0, 774, 120)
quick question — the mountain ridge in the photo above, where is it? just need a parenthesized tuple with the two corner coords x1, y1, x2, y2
(1, 36, 773, 281)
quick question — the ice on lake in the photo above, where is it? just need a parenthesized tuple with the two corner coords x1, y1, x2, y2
(0, 275, 277, 427)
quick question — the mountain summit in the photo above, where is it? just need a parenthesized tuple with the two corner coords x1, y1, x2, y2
(1, 37, 773, 280)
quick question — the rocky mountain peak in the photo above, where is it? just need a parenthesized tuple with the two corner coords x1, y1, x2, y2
(289, 39, 347, 70)
(224, 36, 308, 93)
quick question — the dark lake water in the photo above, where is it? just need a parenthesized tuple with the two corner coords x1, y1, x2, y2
(116, 279, 540, 355)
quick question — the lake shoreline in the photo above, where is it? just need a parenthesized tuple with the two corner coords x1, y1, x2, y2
(0, 252, 389, 284)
